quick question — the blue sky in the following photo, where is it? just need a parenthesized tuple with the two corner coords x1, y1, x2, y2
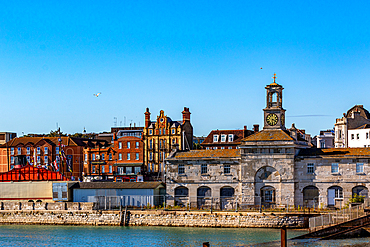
(1, 1, 369, 137)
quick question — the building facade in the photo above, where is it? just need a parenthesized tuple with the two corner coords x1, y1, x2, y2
(334, 105, 370, 148)
(143, 107, 193, 176)
(315, 129, 335, 148)
(166, 77, 370, 209)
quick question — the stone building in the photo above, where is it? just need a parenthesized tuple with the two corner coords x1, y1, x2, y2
(142, 107, 193, 176)
(166, 76, 370, 209)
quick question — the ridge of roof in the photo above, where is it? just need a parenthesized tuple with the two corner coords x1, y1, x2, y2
(242, 129, 294, 142)
(173, 149, 240, 159)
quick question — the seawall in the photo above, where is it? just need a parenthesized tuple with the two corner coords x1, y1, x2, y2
(0, 201, 309, 228)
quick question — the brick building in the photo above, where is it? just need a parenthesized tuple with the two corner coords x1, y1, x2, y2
(143, 107, 193, 177)
(0, 137, 108, 180)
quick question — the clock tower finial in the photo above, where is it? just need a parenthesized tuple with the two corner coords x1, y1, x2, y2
(272, 73, 277, 83)
(263, 75, 286, 130)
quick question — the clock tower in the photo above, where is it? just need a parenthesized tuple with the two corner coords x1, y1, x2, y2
(263, 74, 286, 130)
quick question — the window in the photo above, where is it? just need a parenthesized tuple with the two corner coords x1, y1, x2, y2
(92, 166, 96, 173)
(109, 153, 112, 160)
(102, 166, 105, 173)
(10, 156, 14, 164)
(118, 153, 122, 160)
(136, 153, 139, 160)
(172, 138, 175, 144)
(92, 154, 95, 161)
(135, 167, 141, 174)
(84, 154, 87, 161)
(351, 134, 354, 140)
(109, 165, 112, 173)
(224, 164, 230, 174)
(44, 156, 48, 164)
(118, 142, 122, 149)
(149, 152, 153, 160)
(149, 140, 153, 149)
(356, 163, 364, 173)
(213, 147, 217, 150)
(178, 164, 185, 174)
(127, 142, 130, 149)
(172, 129, 175, 134)
(37, 147, 40, 155)
(367, 133, 369, 139)
(10, 148, 14, 155)
(149, 129, 152, 135)
(228, 147, 232, 149)
(357, 133, 360, 140)
(307, 163, 314, 174)
(320, 140, 325, 148)
(27, 156, 30, 163)
(201, 164, 208, 174)
(117, 167, 124, 175)
(101, 153, 105, 160)
(44, 147, 48, 154)
(126, 167, 132, 174)
(135, 142, 139, 148)
(334, 187, 343, 198)
(221, 147, 225, 149)
(331, 163, 339, 173)
(213, 135, 219, 142)
(228, 134, 234, 142)
(56, 147, 59, 154)
(56, 156, 60, 163)
(27, 147, 30, 155)
(37, 156, 40, 164)
(221, 135, 226, 142)
(163, 128, 165, 135)
(127, 153, 131, 160)
(17, 147, 21, 155)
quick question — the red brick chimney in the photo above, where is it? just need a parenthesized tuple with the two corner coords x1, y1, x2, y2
(243, 125, 247, 138)
(144, 108, 151, 128)
(253, 124, 259, 133)
(182, 107, 191, 124)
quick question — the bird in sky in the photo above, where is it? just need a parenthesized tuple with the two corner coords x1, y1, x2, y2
(260, 67, 263, 69)
(93, 92, 101, 97)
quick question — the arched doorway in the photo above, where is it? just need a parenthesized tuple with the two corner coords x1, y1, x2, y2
(255, 166, 280, 207)
(303, 186, 319, 208)
(174, 186, 188, 207)
(220, 186, 235, 210)
(352, 186, 368, 204)
(327, 186, 343, 207)
(197, 186, 211, 208)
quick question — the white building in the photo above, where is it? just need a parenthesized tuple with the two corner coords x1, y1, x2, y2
(316, 129, 334, 148)
(348, 124, 370, 148)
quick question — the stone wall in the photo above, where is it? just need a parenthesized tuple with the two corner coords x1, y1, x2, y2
(126, 211, 307, 228)
(0, 201, 96, 211)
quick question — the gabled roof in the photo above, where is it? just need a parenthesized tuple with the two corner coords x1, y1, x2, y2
(72, 182, 164, 190)
(298, 148, 370, 158)
(242, 129, 294, 142)
(171, 149, 240, 159)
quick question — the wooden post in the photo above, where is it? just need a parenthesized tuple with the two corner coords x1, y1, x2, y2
(281, 225, 287, 247)
(203, 242, 210, 247)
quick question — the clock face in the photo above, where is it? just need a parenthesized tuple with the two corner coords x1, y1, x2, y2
(281, 114, 285, 126)
(160, 118, 164, 123)
(266, 113, 278, 126)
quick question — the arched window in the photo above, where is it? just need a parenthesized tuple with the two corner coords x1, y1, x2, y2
(175, 186, 188, 197)
(352, 186, 368, 198)
(220, 187, 234, 198)
(327, 186, 343, 206)
(197, 186, 211, 198)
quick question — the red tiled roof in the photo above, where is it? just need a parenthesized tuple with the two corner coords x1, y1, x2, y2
(0, 137, 109, 148)
(298, 148, 370, 157)
(242, 129, 294, 142)
(173, 149, 240, 159)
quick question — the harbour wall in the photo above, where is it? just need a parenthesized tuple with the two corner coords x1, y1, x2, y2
(0, 202, 308, 228)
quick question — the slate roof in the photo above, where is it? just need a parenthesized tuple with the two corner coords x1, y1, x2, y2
(172, 149, 240, 159)
(242, 129, 294, 142)
(298, 148, 370, 158)
(355, 124, 370, 129)
(72, 182, 164, 189)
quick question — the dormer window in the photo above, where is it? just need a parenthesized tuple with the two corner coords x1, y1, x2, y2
(228, 134, 234, 142)
(149, 129, 153, 135)
(221, 135, 226, 142)
(213, 135, 219, 142)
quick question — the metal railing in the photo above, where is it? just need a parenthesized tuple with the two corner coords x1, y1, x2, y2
(309, 204, 365, 232)
(89, 195, 166, 210)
